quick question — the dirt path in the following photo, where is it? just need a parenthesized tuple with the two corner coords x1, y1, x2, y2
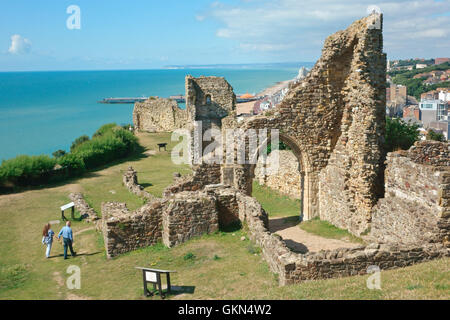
(269, 217, 359, 253)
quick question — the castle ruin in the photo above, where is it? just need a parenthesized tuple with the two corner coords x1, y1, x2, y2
(100, 13, 449, 285)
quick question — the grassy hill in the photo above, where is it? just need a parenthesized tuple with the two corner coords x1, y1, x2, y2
(0, 132, 448, 300)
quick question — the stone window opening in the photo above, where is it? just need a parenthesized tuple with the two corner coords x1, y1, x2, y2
(205, 94, 212, 105)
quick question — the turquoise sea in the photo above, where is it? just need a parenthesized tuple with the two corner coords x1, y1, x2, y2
(0, 67, 308, 161)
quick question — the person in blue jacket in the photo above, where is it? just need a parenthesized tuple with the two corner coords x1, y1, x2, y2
(58, 221, 77, 259)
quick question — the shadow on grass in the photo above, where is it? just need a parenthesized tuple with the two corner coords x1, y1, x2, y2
(140, 182, 153, 188)
(48, 251, 102, 259)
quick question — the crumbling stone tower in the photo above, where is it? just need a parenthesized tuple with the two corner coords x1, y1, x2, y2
(222, 13, 386, 235)
(185, 75, 236, 158)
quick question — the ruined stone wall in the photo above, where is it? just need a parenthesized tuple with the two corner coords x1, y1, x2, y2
(222, 14, 386, 229)
(234, 187, 448, 285)
(68, 192, 99, 223)
(122, 166, 155, 200)
(185, 76, 236, 122)
(133, 97, 189, 132)
(162, 191, 219, 247)
(163, 163, 221, 196)
(371, 141, 450, 245)
(254, 150, 302, 198)
(101, 201, 164, 258)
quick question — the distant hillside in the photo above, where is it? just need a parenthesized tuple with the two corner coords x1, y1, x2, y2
(389, 62, 450, 100)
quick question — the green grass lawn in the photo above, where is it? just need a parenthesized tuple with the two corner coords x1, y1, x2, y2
(0, 132, 448, 300)
(252, 181, 301, 218)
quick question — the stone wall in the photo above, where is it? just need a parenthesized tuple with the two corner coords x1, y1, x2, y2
(162, 191, 218, 247)
(234, 186, 449, 285)
(222, 13, 386, 231)
(68, 193, 99, 223)
(371, 141, 450, 245)
(186, 75, 236, 122)
(101, 201, 164, 258)
(102, 164, 221, 258)
(254, 150, 302, 198)
(122, 166, 155, 200)
(133, 97, 189, 132)
(163, 164, 221, 196)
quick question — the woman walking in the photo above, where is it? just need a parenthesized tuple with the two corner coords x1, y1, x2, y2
(42, 223, 55, 258)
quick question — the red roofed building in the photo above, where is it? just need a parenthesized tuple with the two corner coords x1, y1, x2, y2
(435, 58, 450, 65)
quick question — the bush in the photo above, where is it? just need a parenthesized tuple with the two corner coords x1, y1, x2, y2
(52, 150, 66, 158)
(93, 123, 118, 138)
(426, 129, 446, 142)
(57, 153, 86, 175)
(385, 117, 420, 152)
(0, 155, 56, 186)
(70, 135, 90, 152)
(1, 123, 139, 190)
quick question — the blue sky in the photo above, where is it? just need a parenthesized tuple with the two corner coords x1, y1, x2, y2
(1, 0, 449, 71)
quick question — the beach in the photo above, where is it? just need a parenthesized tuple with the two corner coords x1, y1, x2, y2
(236, 78, 295, 115)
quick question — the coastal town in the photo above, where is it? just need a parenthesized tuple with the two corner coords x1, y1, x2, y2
(1, 4, 449, 306)
(386, 58, 450, 139)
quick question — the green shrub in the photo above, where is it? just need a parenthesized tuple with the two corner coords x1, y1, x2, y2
(0, 155, 56, 186)
(426, 130, 445, 142)
(70, 135, 90, 152)
(57, 153, 86, 175)
(52, 149, 66, 158)
(0, 124, 139, 190)
(93, 123, 118, 138)
(385, 117, 420, 152)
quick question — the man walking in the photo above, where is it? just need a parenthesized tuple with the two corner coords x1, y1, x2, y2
(58, 221, 76, 259)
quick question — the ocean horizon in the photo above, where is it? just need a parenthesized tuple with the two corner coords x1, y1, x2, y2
(0, 66, 313, 161)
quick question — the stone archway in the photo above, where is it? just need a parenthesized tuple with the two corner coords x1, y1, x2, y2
(220, 13, 386, 235)
(246, 133, 314, 221)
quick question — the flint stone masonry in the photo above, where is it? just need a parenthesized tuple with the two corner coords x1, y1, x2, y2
(122, 166, 155, 200)
(101, 201, 164, 258)
(133, 97, 189, 132)
(371, 141, 450, 245)
(254, 150, 302, 198)
(222, 14, 386, 236)
(68, 193, 99, 222)
(162, 191, 218, 247)
(163, 164, 221, 196)
(232, 186, 449, 285)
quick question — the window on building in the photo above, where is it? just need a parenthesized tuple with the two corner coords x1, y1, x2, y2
(205, 95, 211, 104)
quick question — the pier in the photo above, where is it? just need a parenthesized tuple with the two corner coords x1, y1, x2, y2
(98, 95, 262, 104)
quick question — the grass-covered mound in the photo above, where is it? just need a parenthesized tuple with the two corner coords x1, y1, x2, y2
(0, 123, 138, 190)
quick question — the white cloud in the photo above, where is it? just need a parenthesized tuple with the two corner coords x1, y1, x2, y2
(195, 15, 205, 21)
(204, 0, 450, 59)
(8, 34, 32, 55)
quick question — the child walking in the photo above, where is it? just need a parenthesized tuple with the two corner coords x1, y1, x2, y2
(42, 223, 55, 258)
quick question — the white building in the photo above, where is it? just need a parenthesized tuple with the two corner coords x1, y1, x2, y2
(438, 89, 450, 102)
(416, 64, 427, 69)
